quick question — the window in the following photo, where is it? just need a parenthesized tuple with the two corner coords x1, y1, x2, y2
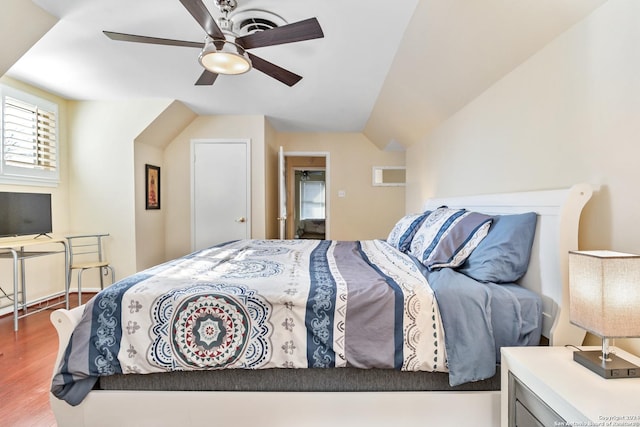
(0, 85, 59, 186)
(300, 180, 325, 219)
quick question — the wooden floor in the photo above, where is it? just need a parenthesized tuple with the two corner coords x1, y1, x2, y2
(0, 294, 88, 427)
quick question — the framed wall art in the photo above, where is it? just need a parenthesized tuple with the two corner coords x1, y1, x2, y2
(145, 164, 160, 210)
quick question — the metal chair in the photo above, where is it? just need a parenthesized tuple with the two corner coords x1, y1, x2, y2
(66, 233, 115, 304)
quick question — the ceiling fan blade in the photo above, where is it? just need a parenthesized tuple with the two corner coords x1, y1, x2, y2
(104, 31, 203, 48)
(179, 0, 225, 40)
(247, 53, 302, 87)
(236, 17, 324, 50)
(195, 70, 219, 86)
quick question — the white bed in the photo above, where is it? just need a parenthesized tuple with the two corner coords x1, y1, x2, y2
(49, 183, 592, 427)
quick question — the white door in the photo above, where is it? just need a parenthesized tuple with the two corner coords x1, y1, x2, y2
(192, 140, 250, 250)
(278, 146, 286, 239)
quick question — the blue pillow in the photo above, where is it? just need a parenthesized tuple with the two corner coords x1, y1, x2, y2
(457, 212, 537, 283)
(387, 212, 429, 252)
(409, 207, 493, 270)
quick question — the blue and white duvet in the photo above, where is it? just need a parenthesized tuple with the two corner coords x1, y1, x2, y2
(51, 239, 540, 406)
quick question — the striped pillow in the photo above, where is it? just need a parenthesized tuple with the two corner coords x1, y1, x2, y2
(387, 212, 429, 252)
(409, 207, 493, 270)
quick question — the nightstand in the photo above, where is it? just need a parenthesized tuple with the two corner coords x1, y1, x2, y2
(501, 346, 640, 427)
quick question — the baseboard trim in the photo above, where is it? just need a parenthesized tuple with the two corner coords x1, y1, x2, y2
(0, 290, 97, 318)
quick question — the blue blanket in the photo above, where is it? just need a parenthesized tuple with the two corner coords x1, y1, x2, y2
(425, 267, 541, 385)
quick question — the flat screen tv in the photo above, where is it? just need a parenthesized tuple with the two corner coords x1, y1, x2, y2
(0, 191, 53, 238)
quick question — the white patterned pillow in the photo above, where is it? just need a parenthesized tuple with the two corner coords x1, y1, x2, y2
(387, 212, 429, 252)
(409, 207, 493, 270)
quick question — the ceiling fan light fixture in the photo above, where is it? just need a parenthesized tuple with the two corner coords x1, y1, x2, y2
(198, 38, 251, 75)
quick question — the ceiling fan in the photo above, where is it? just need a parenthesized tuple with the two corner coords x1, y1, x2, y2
(103, 0, 324, 87)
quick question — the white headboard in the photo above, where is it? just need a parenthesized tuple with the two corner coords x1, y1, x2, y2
(422, 183, 593, 346)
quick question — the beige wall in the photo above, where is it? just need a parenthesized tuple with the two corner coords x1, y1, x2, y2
(0, 77, 70, 306)
(134, 101, 197, 270)
(277, 133, 405, 240)
(133, 142, 164, 271)
(163, 115, 268, 261)
(67, 98, 174, 285)
(406, 0, 640, 354)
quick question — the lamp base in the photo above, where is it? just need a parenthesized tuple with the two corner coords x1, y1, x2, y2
(573, 350, 640, 379)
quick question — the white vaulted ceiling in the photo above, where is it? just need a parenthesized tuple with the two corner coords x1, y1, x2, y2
(5, 0, 608, 146)
(7, 0, 418, 133)
(363, 0, 608, 149)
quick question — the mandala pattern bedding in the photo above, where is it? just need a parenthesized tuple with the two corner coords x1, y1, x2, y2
(52, 239, 450, 406)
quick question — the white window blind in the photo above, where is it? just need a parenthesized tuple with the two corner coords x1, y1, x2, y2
(300, 181, 325, 219)
(1, 85, 59, 185)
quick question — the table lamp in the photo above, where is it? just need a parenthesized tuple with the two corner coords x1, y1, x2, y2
(568, 250, 640, 378)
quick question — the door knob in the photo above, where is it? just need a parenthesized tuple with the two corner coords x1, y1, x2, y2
(236, 217, 246, 223)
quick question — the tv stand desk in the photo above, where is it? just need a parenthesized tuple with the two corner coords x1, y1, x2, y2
(0, 237, 69, 331)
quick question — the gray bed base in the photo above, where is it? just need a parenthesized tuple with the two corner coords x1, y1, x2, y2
(98, 366, 500, 392)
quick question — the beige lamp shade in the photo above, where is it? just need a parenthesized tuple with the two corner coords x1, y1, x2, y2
(569, 250, 640, 338)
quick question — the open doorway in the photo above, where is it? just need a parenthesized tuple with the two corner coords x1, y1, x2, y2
(293, 169, 326, 239)
(283, 154, 328, 239)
